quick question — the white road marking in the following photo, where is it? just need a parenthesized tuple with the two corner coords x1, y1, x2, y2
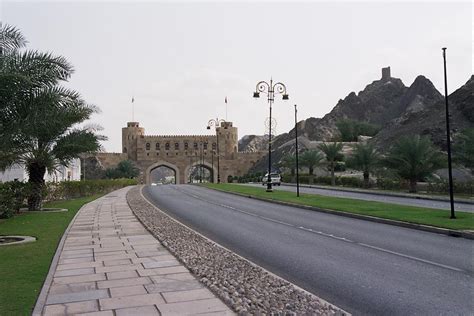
(168, 185, 467, 274)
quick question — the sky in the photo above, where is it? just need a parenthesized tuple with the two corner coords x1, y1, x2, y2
(1, 0, 472, 152)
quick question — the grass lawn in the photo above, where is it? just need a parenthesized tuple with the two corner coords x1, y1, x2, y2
(0, 195, 101, 316)
(203, 183, 474, 231)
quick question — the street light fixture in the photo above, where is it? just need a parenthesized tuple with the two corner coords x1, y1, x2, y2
(253, 78, 289, 192)
(207, 118, 226, 183)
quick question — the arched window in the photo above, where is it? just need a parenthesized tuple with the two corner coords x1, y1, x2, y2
(212, 143, 217, 150)
(146, 143, 150, 150)
(193, 142, 198, 150)
(165, 142, 170, 150)
(156, 143, 160, 150)
(123, 147, 127, 153)
(175, 142, 179, 150)
(203, 142, 208, 150)
(184, 142, 189, 150)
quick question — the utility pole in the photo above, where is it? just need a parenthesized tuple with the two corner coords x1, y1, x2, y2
(442, 47, 456, 219)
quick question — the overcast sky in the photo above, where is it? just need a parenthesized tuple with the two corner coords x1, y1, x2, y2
(1, 1, 472, 152)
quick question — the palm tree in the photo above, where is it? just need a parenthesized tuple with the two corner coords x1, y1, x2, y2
(318, 142, 344, 186)
(0, 23, 104, 210)
(385, 135, 445, 193)
(278, 153, 296, 182)
(347, 142, 380, 188)
(300, 150, 324, 184)
(453, 128, 474, 174)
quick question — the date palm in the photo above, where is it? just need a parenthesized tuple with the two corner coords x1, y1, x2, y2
(278, 153, 296, 181)
(318, 142, 344, 186)
(300, 150, 324, 184)
(0, 23, 104, 210)
(385, 135, 445, 193)
(347, 142, 380, 188)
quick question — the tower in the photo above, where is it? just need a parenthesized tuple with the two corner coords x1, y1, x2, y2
(217, 121, 238, 159)
(122, 122, 144, 161)
(382, 66, 391, 81)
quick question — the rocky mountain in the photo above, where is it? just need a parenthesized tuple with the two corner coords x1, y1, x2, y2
(374, 75, 474, 150)
(238, 135, 268, 152)
(242, 67, 471, 173)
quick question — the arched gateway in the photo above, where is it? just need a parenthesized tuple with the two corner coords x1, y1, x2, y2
(96, 121, 266, 184)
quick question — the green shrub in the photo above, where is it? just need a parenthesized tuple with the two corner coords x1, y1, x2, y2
(45, 179, 137, 201)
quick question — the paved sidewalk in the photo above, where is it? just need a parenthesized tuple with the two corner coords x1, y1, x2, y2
(37, 187, 233, 316)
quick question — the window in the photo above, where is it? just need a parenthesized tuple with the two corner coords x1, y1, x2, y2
(146, 143, 150, 150)
(165, 142, 170, 150)
(203, 142, 208, 150)
(175, 142, 179, 150)
(123, 147, 127, 153)
(156, 143, 160, 150)
(212, 143, 216, 150)
(184, 142, 189, 150)
(194, 142, 198, 150)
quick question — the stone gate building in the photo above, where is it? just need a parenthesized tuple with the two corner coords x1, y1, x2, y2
(95, 121, 265, 184)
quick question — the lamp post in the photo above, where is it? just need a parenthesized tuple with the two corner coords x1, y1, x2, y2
(207, 118, 226, 183)
(199, 139, 203, 183)
(294, 104, 300, 197)
(442, 47, 456, 219)
(253, 79, 289, 192)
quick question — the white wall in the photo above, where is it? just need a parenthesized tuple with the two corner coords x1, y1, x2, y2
(0, 159, 82, 183)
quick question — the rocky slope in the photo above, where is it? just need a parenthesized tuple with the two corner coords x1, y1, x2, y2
(374, 75, 474, 150)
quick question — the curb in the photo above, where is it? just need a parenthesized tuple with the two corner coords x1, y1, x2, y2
(272, 183, 474, 205)
(31, 194, 109, 316)
(135, 186, 350, 315)
(206, 186, 474, 240)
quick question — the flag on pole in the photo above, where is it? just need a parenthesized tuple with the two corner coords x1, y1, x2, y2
(132, 97, 135, 103)
(225, 96, 227, 104)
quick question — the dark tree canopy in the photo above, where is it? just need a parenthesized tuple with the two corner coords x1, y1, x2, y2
(0, 23, 105, 210)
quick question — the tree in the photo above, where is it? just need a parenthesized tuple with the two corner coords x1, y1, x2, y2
(0, 23, 104, 210)
(336, 119, 380, 142)
(384, 135, 445, 193)
(453, 128, 474, 174)
(278, 153, 296, 181)
(347, 142, 380, 188)
(105, 160, 139, 179)
(318, 142, 344, 185)
(300, 150, 324, 184)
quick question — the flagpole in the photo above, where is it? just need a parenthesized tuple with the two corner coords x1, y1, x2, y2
(225, 97, 228, 121)
(132, 96, 135, 121)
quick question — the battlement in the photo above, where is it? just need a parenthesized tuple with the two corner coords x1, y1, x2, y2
(127, 122, 140, 128)
(143, 135, 217, 139)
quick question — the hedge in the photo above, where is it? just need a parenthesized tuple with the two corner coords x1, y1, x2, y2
(0, 179, 137, 218)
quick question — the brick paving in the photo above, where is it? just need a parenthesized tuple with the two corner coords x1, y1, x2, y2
(39, 187, 233, 316)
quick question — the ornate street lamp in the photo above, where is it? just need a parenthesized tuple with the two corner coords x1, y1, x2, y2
(207, 118, 226, 183)
(253, 79, 289, 192)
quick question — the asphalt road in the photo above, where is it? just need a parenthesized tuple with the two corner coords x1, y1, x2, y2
(244, 183, 474, 213)
(144, 185, 474, 315)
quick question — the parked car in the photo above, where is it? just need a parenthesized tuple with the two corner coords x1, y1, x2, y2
(262, 173, 281, 186)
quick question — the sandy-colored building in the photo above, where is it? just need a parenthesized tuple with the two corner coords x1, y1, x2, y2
(96, 121, 265, 184)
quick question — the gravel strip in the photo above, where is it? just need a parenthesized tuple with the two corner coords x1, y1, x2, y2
(127, 186, 347, 315)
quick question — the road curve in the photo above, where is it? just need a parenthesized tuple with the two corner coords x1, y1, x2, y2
(143, 184, 474, 315)
(243, 183, 474, 212)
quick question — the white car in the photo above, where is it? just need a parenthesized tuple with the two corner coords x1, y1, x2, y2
(262, 173, 281, 186)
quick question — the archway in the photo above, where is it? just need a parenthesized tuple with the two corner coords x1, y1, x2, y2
(150, 166, 176, 184)
(145, 161, 180, 185)
(184, 160, 217, 184)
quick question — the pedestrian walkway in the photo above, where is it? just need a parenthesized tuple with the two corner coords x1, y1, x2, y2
(35, 187, 233, 316)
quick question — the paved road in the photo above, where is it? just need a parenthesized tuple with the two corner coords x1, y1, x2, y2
(244, 183, 474, 212)
(144, 185, 474, 315)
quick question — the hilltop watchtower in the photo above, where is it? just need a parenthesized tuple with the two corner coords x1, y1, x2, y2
(382, 66, 391, 81)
